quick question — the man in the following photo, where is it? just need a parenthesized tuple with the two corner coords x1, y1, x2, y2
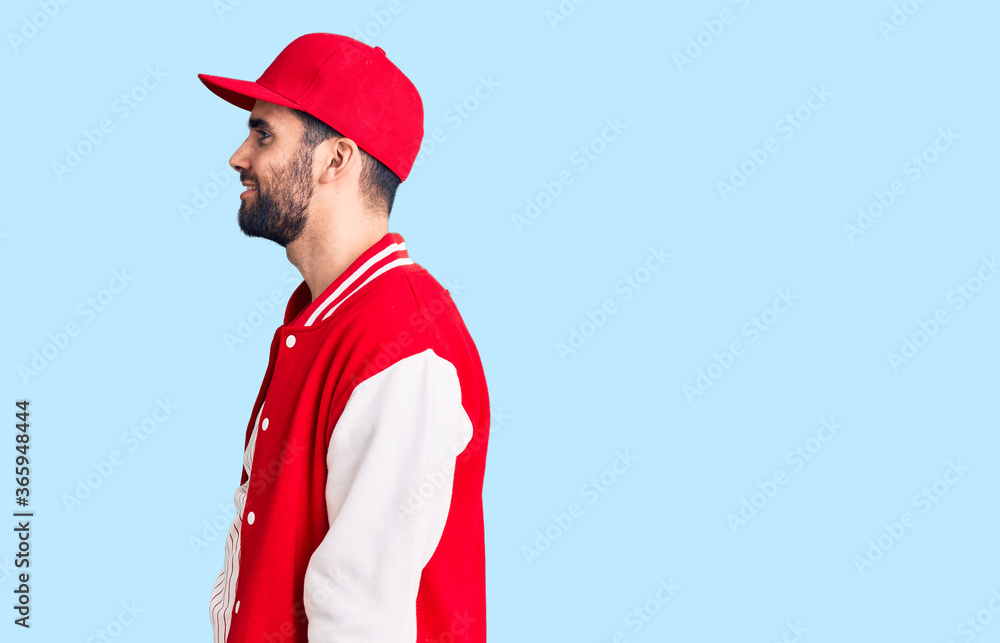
(197, 33, 490, 643)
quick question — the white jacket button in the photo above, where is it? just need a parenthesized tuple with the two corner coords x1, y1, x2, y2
(286, 335, 296, 348)
(247, 511, 255, 525)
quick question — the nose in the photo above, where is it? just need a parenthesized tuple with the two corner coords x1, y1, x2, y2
(230, 138, 252, 174)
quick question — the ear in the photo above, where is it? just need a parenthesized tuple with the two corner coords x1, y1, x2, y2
(317, 137, 362, 185)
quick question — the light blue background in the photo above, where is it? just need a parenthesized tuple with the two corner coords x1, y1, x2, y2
(2, 0, 998, 640)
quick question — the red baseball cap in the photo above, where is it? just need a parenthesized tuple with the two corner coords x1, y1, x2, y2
(198, 33, 423, 182)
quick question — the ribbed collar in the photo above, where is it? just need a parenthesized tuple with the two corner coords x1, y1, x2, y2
(283, 232, 412, 328)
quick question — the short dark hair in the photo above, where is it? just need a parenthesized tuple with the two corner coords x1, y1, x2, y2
(291, 109, 401, 217)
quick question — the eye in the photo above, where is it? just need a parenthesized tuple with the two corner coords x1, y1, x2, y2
(255, 129, 271, 143)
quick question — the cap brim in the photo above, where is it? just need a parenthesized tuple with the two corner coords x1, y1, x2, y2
(198, 73, 304, 112)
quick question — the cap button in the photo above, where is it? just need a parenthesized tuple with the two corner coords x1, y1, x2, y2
(374, 46, 385, 56)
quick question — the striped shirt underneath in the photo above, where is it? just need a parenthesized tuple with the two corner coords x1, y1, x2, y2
(210, 403, 264, 643)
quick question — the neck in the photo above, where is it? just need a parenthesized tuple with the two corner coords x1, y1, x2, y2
(286, 205, 388, 302)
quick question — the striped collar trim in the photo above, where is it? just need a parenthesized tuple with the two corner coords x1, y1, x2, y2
(284, 232, 413, 327)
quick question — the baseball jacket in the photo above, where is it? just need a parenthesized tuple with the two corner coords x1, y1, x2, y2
(209, 232, 490, 642)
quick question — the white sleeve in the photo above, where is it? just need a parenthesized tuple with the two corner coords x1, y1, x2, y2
(302, 347, 474, 642)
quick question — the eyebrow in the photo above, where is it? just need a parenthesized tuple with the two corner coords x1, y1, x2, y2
(247, 117, 275, 131)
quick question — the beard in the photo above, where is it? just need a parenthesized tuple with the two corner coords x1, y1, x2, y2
(237, 143, 314, 248)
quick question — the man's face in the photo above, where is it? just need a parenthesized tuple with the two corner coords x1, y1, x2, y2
(229, 101, 315, 247)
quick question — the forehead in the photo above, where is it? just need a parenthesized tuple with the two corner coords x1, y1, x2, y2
(247, 100, 300, 132)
